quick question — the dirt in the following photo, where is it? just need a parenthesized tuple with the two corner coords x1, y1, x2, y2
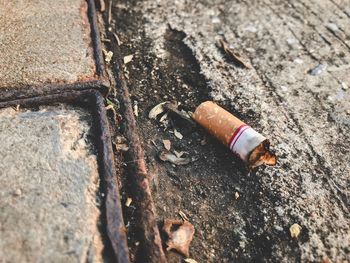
(104, 0, 350, 262)
(0, 105, 106, 263)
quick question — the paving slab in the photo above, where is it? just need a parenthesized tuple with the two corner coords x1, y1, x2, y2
(0, 105, 103, 263)
(0, 0, 96, 89)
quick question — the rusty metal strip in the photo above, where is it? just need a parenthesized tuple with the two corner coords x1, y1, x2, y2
(87, 0, 106, 78)
(110, 55, 167, 262)
(0, 90, 130, 263)
(0, 80, 108, 103)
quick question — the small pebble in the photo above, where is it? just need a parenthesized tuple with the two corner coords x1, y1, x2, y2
(13, 189, 22, 196)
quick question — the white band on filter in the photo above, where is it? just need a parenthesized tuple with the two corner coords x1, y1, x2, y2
(229, 125, 266, 162)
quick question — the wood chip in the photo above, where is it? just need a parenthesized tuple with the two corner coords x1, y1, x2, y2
(159, 151, 190, 165)
(99, 0, 105, 12)
(183, 259, 198, 263)
(133, 101, 138, 117)
(113, 32, 121, 46)
(218, 39, 252, 69)
(234, 192, 240, 199)
(123, 54, 134, 64)
(163, 140, 171, 151)
(179, 210, 189, 221)
(105, 104, 114, 111)
(125, 197, 132, 207)
(174, 129, 183, 139)
(289, 223, 301, 238)
(174, 150, 186, 158)
(148, 102, 168, 119)
(102, 49, 113, 64)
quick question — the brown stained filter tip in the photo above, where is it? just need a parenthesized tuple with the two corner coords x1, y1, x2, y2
(162, 219, 195, 257)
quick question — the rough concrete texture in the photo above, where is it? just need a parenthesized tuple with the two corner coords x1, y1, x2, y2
(109, 0, 350, 262)
(0, 105, 103, 263)
(0, 0, 95, 88)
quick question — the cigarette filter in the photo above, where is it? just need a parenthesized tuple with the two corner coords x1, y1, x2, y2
(192, 101, 277, 168)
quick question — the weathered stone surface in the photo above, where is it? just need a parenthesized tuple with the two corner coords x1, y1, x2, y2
(0, 0, 96, 88)
(0, 105, 103, 263)
(109, 0, 350, 262)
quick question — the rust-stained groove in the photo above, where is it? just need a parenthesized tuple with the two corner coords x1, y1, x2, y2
(0, 90, 130, 263)
(87, 0, 106, 77)
(116, 67, 167, 263)
(108, 45, 167, 262)
(0, 0, 109, 102)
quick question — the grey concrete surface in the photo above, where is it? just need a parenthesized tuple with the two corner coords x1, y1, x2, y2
(0, 106, 103, 263)
(0, 0, 96, 88)
(109, 0, 350, 262)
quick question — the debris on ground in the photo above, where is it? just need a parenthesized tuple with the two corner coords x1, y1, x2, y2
(163, 102, 196, 127)
(133, 101, 139, 117)
(115, 136, 129, 152)
(125, 197, 132, 207)
(289, 223, 302, 239)
(102, 49, 113, 64)
(163, 139, 171, 151)
(183, 258, 198, 263)
(113, 32, 122, 46)
(123, 54, 134, 64)
(174, 129, 183, 139)
(162, 219, 195, 257)
(218, 39, 252, 69)
(99, 0, 105, 12)
(234, 192, 240, 199)
(309, 63, 327, 76)
(148, 101, 169, 119)
(174, 150, 187, 158)
(192, 101, 276, 168)
(179, 210, 189, 221)
(159, 151, 191, 165)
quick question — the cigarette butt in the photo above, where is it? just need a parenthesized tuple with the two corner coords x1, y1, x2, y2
(192, 101, 277, 168)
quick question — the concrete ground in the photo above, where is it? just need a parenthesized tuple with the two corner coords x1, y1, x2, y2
(0, 0, 96, 88)
(108, 0, 350, 262)
(0, 106, 103, 263)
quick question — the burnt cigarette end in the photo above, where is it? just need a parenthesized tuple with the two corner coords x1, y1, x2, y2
(248, 140, 277, 168)
(192, 101, 277, 168)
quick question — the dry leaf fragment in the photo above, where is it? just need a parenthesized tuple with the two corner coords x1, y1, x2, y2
(99, 0, 105, 12)
(234, 192, 240, 199)
(133, 101, 138, 117)
(123, 54, 134, 64)
(105, 104, 114, 111)
(159, 113, 168, 124)
(218, 39, 252, 69)
(174, 150, 186, 158)
(179, 210, 189, 221)
(183, 259, 198, 263)
(289, 223, 301, 238)
(149, 102, 169, 119)
(113, 32, 121, 46)
(125, 197, 132, 207)
(174, 129, 183, 139)
(159, 151, 190, 165)
(102, 49, 113, 64)
(162, 219, 195, 257)
(163, 140, 171, 151)
(115, 143, 129, 152)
